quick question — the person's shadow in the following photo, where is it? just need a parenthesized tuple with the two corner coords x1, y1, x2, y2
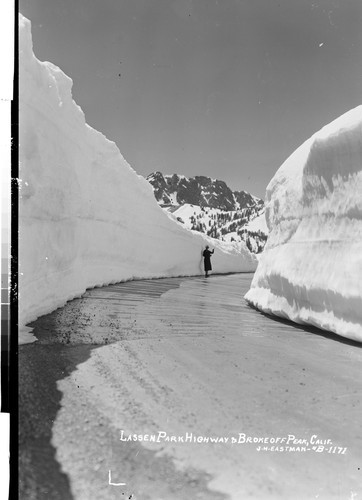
(199, 247, 205, 275)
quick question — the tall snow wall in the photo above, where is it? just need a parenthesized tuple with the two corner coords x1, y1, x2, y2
(245, 107, 362, 342)
(19, 14, 257, 332)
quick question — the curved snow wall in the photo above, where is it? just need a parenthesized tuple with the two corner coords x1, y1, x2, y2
(245, 107, 362, 342)
(19, 14, 257, 330)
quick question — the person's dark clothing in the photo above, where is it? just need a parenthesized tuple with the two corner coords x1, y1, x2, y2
(203, 249, 214, 272)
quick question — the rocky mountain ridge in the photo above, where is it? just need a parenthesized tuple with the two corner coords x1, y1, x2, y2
(146, 172, 261, 211)
(146, 172, 268, 253)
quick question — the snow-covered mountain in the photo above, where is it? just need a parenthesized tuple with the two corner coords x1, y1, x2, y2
(147, 172, 268, 253)
(147, 171, 260, 210)
(245, 106, 362, 342)
(19, 14, 257, 340)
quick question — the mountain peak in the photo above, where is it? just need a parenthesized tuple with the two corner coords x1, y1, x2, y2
(146, 172, 262, 211)
(146, 171, 267, 253)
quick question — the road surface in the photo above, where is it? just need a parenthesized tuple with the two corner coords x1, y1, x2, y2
(19, 274, 362, 499)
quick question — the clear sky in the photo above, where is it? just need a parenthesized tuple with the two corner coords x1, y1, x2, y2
(19, 0, 362, 198)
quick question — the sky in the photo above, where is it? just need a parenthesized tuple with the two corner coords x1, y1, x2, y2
(19, 0, 362, 198)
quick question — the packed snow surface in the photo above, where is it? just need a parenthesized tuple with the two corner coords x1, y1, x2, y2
(19, 14, 257, 340)
(245, 106, 362, 342)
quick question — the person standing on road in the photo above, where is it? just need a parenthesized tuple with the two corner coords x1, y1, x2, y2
(203, 245, 214, 278)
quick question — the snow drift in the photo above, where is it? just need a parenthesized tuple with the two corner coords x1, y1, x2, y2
(245, 107, 362, 342)
(19, 14, 256, 337)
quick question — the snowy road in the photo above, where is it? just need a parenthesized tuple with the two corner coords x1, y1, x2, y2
(19, 274, 362, 500)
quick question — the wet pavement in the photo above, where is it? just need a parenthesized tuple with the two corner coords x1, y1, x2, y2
(19, 273, 362, 499)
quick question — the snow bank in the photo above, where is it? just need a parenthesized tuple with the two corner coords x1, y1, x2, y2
(245, 107, 362, 342)
(19, 14, 257, 339)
